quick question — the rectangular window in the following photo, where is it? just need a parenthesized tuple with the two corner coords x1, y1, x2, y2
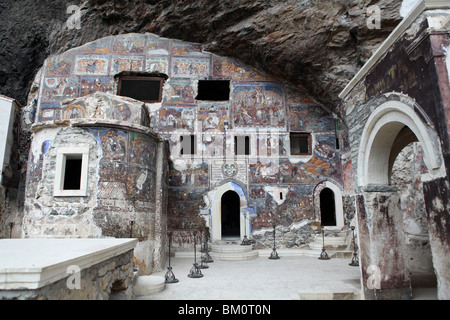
(235, 136, 250, 155)
(290, 133, 311, 155)
(118, 76, 163, 102)
(196, 80, 230, 101)
(63, 155, 82, 190)
(180, 135, 196, 155)
(54, 147, 89, 197)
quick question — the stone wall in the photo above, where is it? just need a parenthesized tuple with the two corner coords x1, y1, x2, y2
(22, 92, 169, 275)
(340, 6, 450, 299)
(0, 249, 135, 300)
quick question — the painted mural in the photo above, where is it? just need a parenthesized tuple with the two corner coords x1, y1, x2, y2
(232, 83, 285, 128)
(33, 32, 344, 246)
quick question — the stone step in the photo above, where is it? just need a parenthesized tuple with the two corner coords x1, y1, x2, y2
(132, 276, 165, 297)
(210, 243, 258, 260)
(298, 291, 362, 300)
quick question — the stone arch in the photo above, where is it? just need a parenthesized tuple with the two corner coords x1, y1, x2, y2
(204, 181, 253, 242)
(314, 181, 344, 228)
(356, 96, 447, 299)
(357, 99, 445, 188)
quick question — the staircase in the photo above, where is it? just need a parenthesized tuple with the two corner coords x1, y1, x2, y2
(308, 229, 353, 259)
(210, 240, 258, 260)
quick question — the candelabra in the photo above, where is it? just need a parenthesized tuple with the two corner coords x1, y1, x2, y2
(318, 226, 330, 260)
(164, 231, 179, 283)
(188, 230, 203, 278)
(268, 225, 280, 260)
(349, 226, 359, 267)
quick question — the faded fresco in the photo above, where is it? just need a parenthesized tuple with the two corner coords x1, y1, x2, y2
(232, 83, 285, 128)
(33, 32, 343, 245)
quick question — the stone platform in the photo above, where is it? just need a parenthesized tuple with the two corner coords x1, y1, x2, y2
(0, 238, 138, 300)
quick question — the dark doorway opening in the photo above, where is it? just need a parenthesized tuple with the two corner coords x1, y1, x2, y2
(221, 191, 240, 238)
(320, 188, 336, 226)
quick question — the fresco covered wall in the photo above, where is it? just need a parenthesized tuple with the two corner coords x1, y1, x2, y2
(27, 32, 345, 249)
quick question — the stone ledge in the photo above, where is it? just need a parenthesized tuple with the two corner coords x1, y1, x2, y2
(0, 238, 138, 290)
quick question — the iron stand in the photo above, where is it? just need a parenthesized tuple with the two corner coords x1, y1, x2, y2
(349, 226, 359, 266)
(241, 213, 252, 246)
(188, 230, 203, 278)
(268, 225, 280, 260)
(200, 228, 214, 263)
(165, 231, 179, 283)
(318, 226, 330, 260)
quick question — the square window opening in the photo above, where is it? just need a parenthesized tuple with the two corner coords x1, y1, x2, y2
(118, 77, 163, 102)
(290, 133, 311, 155)
(196, 80, 230, 101)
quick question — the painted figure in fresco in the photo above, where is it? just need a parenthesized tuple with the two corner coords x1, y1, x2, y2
(113, 104, 132, 122)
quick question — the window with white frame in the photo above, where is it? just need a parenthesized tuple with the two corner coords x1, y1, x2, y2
(54, 146, 89, 197)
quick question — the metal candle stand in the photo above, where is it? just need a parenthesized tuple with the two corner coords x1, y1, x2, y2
(200, 229, 214, 264)
(268, 225, 280, 260)
(188, 230, 204, 278)
(165, 231, 179, 283)
(318, 226, 330, 260)
(349, 226, 359, 267)
(241, 213, 251, 246)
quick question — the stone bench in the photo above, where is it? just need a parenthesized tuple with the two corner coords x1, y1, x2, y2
(0, 238, 138, 300)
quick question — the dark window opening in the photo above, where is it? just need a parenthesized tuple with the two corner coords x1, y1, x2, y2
(320, 188, 336, 226)
(290, 133, 311, 155)
(118, 77, 163, 102)
(336, 137, 340, 150)
(221, 191, 240, 238)
(196, 80, 230, 101)
(63, 155, 82, 190)
(180, 135, 196, 155)
(235, 136, 250, 155)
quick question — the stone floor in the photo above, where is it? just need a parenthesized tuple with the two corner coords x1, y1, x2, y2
(135, 254, 438, 300)
(136, 255, 363, 300)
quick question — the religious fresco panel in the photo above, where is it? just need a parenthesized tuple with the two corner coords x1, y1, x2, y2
(146, 57, 169, 74)
(288, 104, 335, 132)
(80, 78, 113, 96)
(74, 55, 109, 75)
(62, 103, 87, 120)
(198, 102, 230, 132)
(147, 35, 171, 56)
(162, 80, 196, 105)
(45, 55, 74, 76)
(159, 106, 196, 132)
(169, 161, 209, 187)
(41, 77, 79, 103)
(249, 159, 280, 184)
(112, 35, 146, 54)
(111, 56, 145, 73)
(99, 129, 128, 162)
(212, 57, 275, 81)
(38, 103, 61, 122)
(232, 83, 286, 128)
(129, 132, 157, 168)
(171, 57, 210, 79)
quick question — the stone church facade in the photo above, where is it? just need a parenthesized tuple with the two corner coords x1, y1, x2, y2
(0, 0, 449, 300)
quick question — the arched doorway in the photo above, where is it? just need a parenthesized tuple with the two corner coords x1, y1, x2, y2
(320, 188, 336, 226)
(357, 100, 446, 299)
(221, 191, 241, 238)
